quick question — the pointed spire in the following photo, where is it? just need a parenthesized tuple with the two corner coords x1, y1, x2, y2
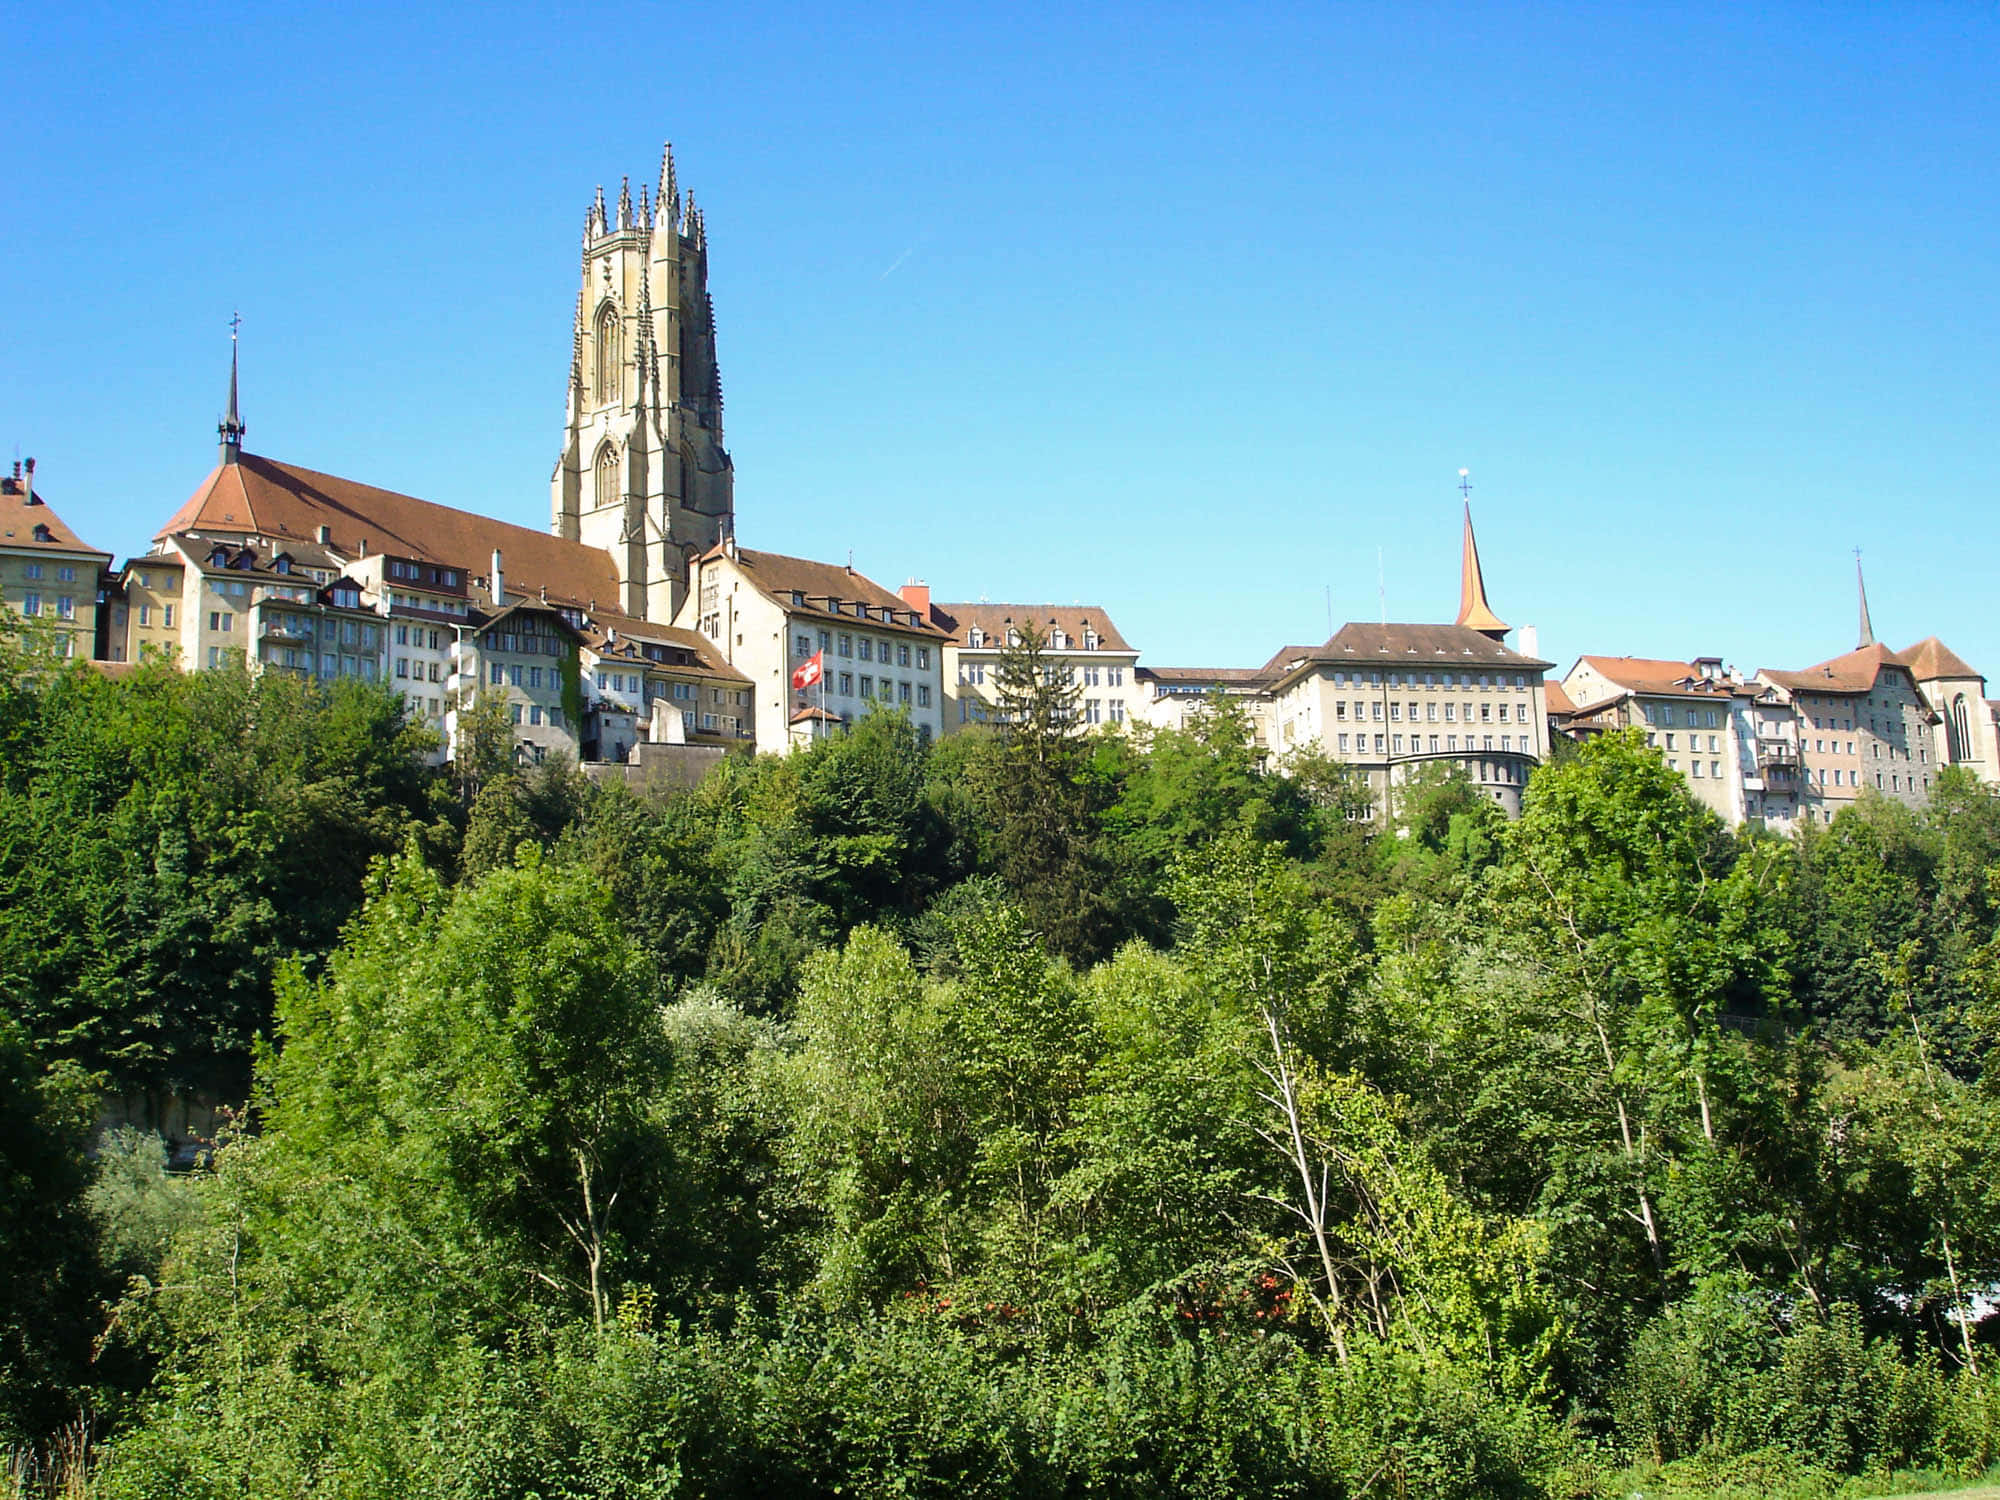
(640, 182, 652, 230)
(591, 184, 607, 238)
(217, 312, 245, 465)
(1856, 548, 1877, 649)
(659, 142, 678, 230)
(1453, 471, 1508, 640)
(617, 176, 632, 230)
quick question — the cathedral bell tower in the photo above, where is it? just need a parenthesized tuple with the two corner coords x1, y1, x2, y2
(551, 144, 734, 621)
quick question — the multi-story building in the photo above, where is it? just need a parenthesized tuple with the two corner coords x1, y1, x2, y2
(1, 460, 111, 661)
(1560, 656, 1774, 825)
(449, 583, 584, 766)
(917, 594, 1140, 732)
(576, 609, 753, 763)
(1136, 665, 1279, 754)
(1757, 643, 1939, 821)
(678, 541, 948, 754)
(1263, 504, 1551, 816)
(1898, 638, 2000, 786)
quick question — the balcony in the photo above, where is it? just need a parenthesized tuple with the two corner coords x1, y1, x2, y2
(259, 619, 315, 644)
(1757, 738, 1799, 770)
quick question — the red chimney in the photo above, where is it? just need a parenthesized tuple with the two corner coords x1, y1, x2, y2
(899, 579, 931, 621)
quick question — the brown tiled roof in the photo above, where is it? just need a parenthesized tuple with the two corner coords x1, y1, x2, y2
(166, 532, 349, 583)
(1314, 623, 1552, 669)
(1573, 656, 1736, 698)
(1898, 637, 1984, 683)
(1, 486, 109, 561)
(1138, 664, 1276, 687)
(929, 602, 1135, 652)
(578, 609, 750, 683)
(1760, 643, 1910, 695)
(715, 546, 947, 636)
(156, 453, 621, 610)
(790, 704, 845, 724)
(1256, 644, 1326, 677)
(1545, 679, 1580, 715)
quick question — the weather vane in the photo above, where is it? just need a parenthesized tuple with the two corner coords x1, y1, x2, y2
(1458, 467, 1473, 500)
(229, 310, 242, 342)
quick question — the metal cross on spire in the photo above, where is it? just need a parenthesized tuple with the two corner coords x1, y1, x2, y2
(1458, 467, 1473, 500)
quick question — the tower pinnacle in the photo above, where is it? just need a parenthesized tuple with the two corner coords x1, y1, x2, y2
(1856, 548, 1876, 649)
(1454, 471, 1508, 640)
(218, 312, 245, 465)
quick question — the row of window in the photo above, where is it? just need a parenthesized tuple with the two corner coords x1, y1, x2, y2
(1646, 732, 1724, 753)
(1080, 699, 1127, 725)
(1337, 732, 1520, 755)
(254, 647, 379, 681)
(18, 593, 76, 619)
(1641, 704, 1723, 729)
(1334, 670, 1529, 690)
(1337, 699, 1529, 725)
(510, 703, 566, 728)
(394, 623, 446, 650)
(395, 658, 444, 683)
(827, 672, 932, 708)
(797, 631, 934, 672)
(19, 563, 77, 582)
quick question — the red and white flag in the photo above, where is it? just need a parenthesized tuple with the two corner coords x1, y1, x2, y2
(791, 650, 824, 691)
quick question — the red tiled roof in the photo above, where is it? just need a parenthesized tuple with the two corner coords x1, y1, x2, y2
(1898, 637, 1984, 683)
(156, 452, 622, 610)
(1761, 643, 1910, 695)
(929, 602, 1134, 652)
(1572, 655, 1736, 697)
(1545, 679, 1580, 715)
(709, 546, 948, 636)
(1, 485, 109, 560)
(578, 609, 750, 683)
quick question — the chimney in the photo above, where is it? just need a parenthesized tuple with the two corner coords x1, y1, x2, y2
(1517, 624, 1539, 661)
(898, 579, 931, 618)
(22, 457, 36, 506)
(490, 549, 505, 607)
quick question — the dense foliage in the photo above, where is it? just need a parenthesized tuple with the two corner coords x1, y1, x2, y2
(8, 616, 2000, 1498)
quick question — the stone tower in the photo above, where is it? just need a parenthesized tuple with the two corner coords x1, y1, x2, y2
(551, 144, 734, 621)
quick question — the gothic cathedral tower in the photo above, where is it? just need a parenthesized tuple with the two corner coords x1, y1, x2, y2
(551, 144, 734, 621)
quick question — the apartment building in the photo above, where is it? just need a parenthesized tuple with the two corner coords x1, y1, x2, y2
(1136, 665, 1279, 754)
(679, 541, 948, 754)
(1, 461, 111, 661)
(576, 609, 753, 763)
(1757, 643, 1939, 821)
(917, 594, 1141, 732)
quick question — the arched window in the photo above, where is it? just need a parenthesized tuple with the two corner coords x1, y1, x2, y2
(595, 443, 620, 509)
(679, 446, 696, 512)
(595, 304, 622, 406)
(1951, 694, 1971, 761)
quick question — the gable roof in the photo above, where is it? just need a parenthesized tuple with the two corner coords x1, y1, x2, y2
(1570, 655, 1737, 698)
(1, 484, 109, 561)
(1898, 637, 1984, 684)
(1321, 623, 1550, 668)
(156, 452, 622, 610)
(577, 608, 750, 682)
(712, 546, 948, 636)
(930, 602, 1134, 652)
(1760, 642, 1911, 695)
(1545, 679, 1580, 715)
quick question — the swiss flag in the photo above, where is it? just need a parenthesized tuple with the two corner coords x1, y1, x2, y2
(791, 650, 825, 691)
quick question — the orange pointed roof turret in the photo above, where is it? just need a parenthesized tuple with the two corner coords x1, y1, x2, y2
(1454, 472, 1508, 641)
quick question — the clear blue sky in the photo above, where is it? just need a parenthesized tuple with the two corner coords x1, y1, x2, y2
(5, 2, 1997, 679)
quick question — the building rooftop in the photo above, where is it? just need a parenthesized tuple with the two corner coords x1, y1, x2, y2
(1760, 642, 1913, 696)
(929, 602, 1134, 652)
(1, 467, 109, 561)
(158, 452, 622, 611)
(1898, 637, 1984, 683)
(708, 544, 947, 636)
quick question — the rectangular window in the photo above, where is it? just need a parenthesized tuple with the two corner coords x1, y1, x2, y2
(1711, 761, 1721, 779)
(138, 604, 151, 626)
(796, 634, 812, 656)
(859, 639, 873, 662)
(529, 705, 543, 726)
(529, 666, 543, 689)
(1444, 703, 1455, 722)
(1371, 702, 1383, 721)
(56, 595, 74, 619)
(396, 658, 409, 678)
(1690, 760, 1703, 778)
(1338, 733, 1350, 753)
(898, 644, 911, 667)
(917, 684, 931, 708)
(899, 680, 912, 704)
(1392, 734, 1404, 753)
(549, 707, 563, 729)
(1429, 735, 1440, 753)
(917, 647, 930, 669)
(24, 563, 41, 580)
(859, 675, 873, 697)
(509, 664, 523, 687)
(396, 624, 409, 645)
(159, 604, 171, 627)
(1447, 734, 1458, 751)
(838, 633, 853, 658)
(510, 704, 523, 725)
(838, 671, 854, 695)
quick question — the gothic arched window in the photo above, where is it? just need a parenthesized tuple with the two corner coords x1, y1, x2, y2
(679, 446, 697, 513)
(595, 443, 620, 510)
(1951, 694, 1971, 761)
(595, 304, 622, 406)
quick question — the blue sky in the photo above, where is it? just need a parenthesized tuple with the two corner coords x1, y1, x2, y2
(5, 2, 1997, 678)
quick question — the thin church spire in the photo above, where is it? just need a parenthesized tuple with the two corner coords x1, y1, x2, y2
(218, 312, 245, 465)
(1856, 548, 1877, 649)
(1453, 469, 1507, 639)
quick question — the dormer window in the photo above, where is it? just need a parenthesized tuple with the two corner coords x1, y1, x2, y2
(274, 555, 292, 574)
(967, 627, 985, 648)
(1050, 630, 1068, 650)
(792, 590, 806, 607)
(1083, 629, 1098, 649)
(31, 524, 52, 543)
(209, 547, 229, 567)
